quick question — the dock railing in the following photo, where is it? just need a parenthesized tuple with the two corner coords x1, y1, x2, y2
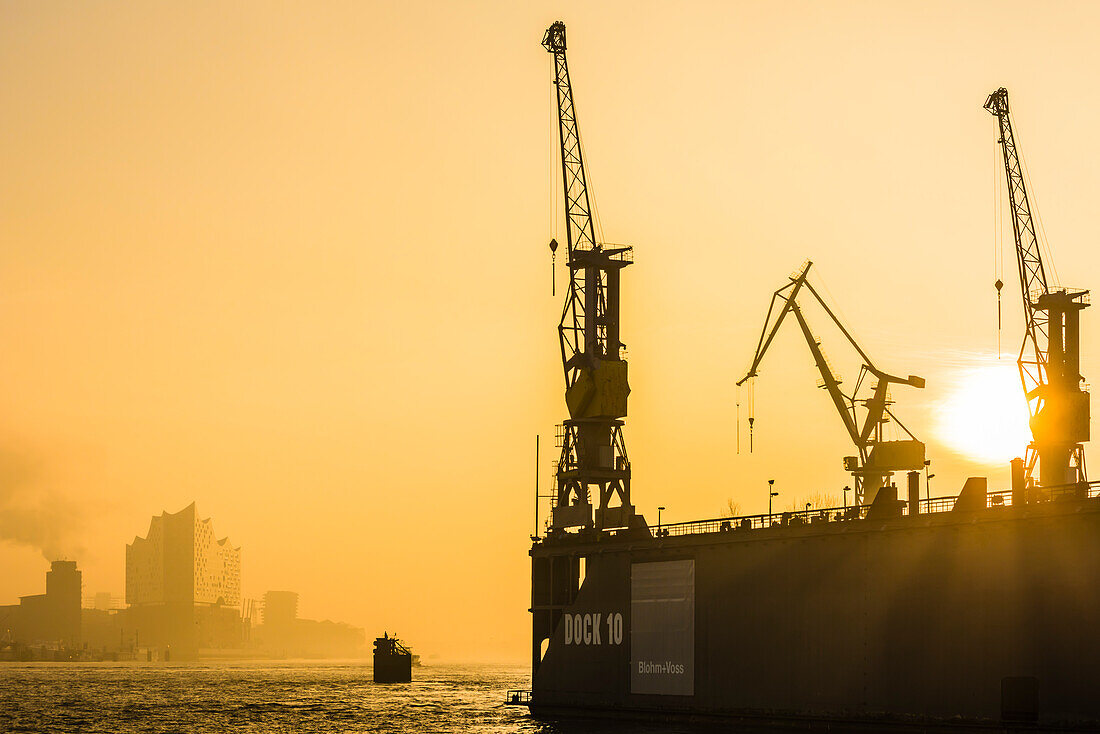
(647, 480, 1100, 540)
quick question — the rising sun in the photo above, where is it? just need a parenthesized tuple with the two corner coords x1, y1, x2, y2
(936, 361, 1032, 465)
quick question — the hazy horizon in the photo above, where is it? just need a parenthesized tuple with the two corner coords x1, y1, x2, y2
(4, 0, 1100, 663)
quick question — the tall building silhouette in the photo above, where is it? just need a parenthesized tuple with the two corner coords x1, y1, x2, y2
(0, 560, 82, 648)
(256, 589, 365, 657)
(127, 502, 240, 607)
(262, 590, 298, 628)
(125, 503, 242, 659)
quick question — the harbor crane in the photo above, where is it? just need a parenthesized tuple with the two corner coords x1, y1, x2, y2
(738, 262, 926, 505)
(985, 88, 1089, 489)
(543, 21, 635, 531)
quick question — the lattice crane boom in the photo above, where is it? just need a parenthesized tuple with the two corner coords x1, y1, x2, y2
(985, 89, 1050, 402)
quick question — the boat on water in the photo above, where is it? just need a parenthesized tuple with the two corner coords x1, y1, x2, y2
(372, 633, 412, 683)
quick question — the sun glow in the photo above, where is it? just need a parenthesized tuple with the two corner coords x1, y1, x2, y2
(936, 361, 1033, 465)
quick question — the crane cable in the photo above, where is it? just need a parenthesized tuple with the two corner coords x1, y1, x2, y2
(550, 79, 556, 242)
(813, 268, 862, 352)
(994, 117, 1004, 359)
(747, 378, 755, 453)
(1012, 115, 1060, 286)
(549, 80, 559, 296)
(735, 383, 741, 455)
(576, 133, 605, 246)
(1019, 152, 1061, 287)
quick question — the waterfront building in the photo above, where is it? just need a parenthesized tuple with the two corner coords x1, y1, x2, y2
(0, 560, 82, 648)
(256, 590, 366, 658)
(262, 590, 298, 628)
(125, 503, 243, 658)
(126, 502, 240, 607)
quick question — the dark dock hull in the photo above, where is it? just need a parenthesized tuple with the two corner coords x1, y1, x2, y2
(373, 652, 411, 683)
(530, 498, 1100, 729)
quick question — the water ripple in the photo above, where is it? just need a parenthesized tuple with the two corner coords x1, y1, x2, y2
(0, 661, 544, 734)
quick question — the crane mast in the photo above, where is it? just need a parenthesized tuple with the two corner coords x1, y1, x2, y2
(543, 22, 635, 531)
(985, 88, 1089, 489)
(738, 262, 926, 505)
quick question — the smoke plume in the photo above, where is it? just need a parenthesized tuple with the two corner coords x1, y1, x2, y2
(0, 448, 86, 561)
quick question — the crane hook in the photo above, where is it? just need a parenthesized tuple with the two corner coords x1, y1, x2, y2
(747, 377, 755, 453)
(995, 278, 1003, 358)
(735, 382, 742, 455)
(549, 239, 558, 296)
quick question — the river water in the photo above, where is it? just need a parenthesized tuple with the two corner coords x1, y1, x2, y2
(0, 661, 702, 733)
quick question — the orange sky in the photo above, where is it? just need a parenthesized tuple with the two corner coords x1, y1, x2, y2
(3, 0, 1100, 662)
